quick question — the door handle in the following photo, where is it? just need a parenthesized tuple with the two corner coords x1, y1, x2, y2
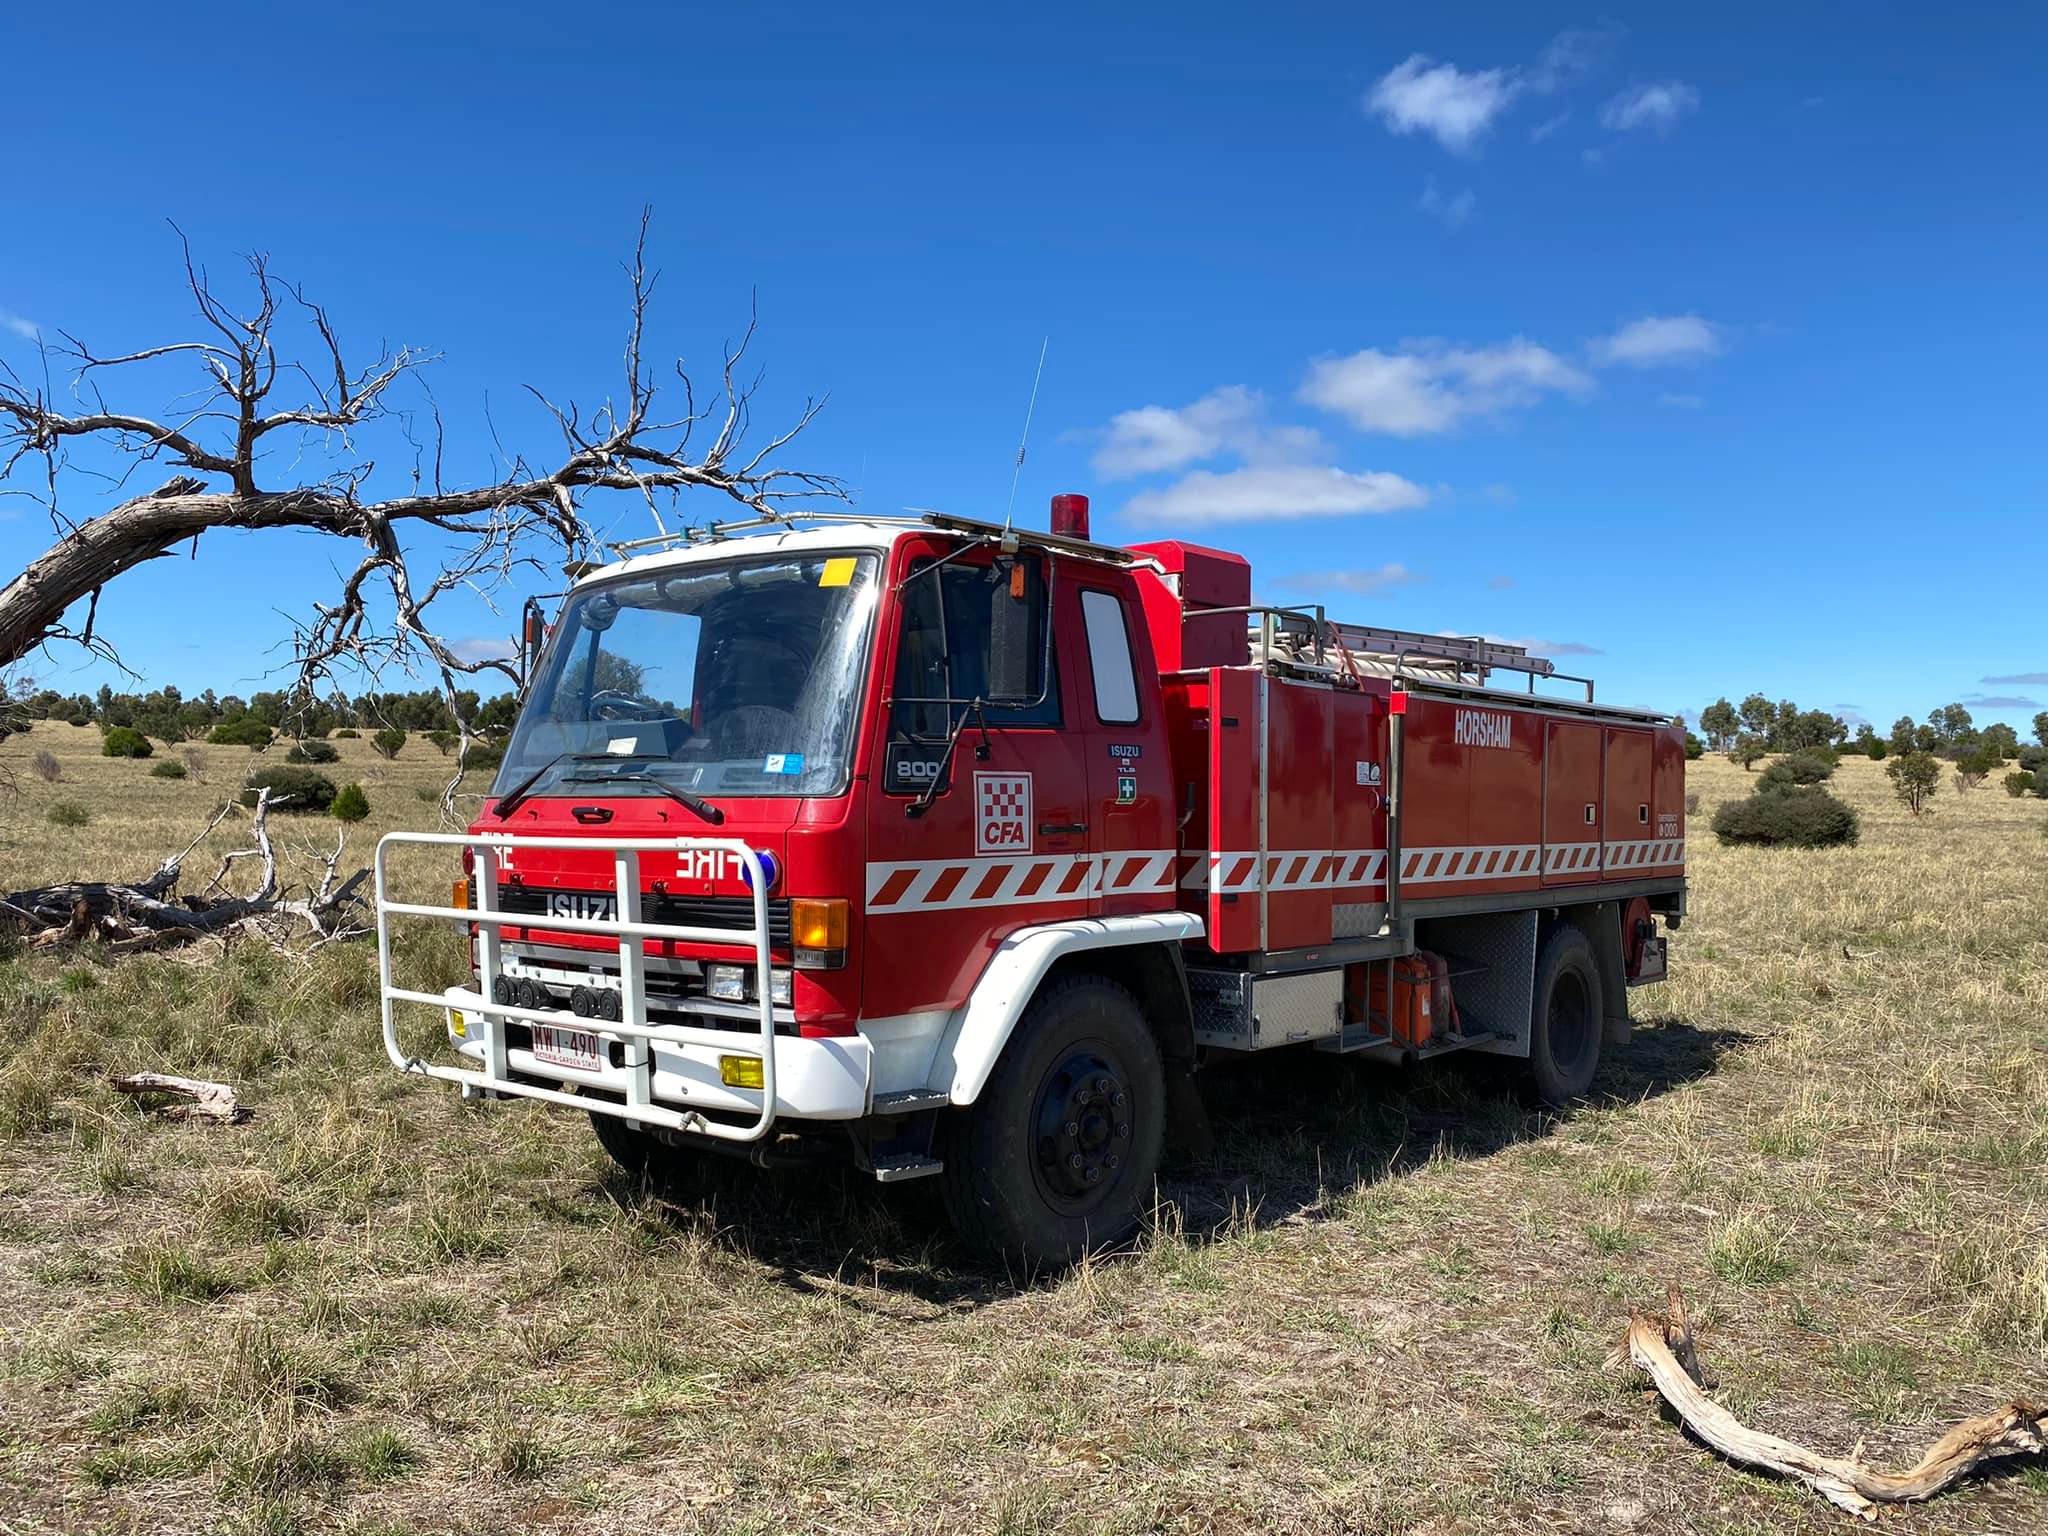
(1039, 822, 1087, 836)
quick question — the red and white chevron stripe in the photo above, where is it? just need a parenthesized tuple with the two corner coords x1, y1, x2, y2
(865, 850, 1177, 914)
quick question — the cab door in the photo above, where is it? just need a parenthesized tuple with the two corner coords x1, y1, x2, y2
(1071, 574, 1174, 919)
(860, 537, 1092, 1021)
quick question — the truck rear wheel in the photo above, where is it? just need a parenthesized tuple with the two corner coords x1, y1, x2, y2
(940, 974, 1165, 1271)
(1526, 925, 1603, 1106)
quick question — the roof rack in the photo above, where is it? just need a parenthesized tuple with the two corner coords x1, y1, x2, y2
(604, 508, 1137, 566)
(1323, 621, 1555, 680)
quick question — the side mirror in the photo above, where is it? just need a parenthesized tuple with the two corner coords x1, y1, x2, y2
(986, 561, 1036, 704)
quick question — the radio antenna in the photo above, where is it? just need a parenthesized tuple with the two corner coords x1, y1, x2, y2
(1002, 337, 1049, 532)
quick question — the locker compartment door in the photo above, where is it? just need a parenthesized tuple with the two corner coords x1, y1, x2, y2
(1543, 720, 1603, 885)
(1603, 729, 1654, 873)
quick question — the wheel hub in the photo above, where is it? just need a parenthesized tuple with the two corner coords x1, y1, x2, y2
(1034, 1053, 1132, 1204)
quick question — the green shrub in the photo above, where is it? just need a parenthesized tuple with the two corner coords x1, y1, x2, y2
(209, 718, 274, 749)
(1757, 749, 1835, 790)
(48, 802, 90, 828)
(101, 726, 153, 759)
(1952, 746, 2000, 791)
(425, 729, 458, 756)
(370, 728, 407, 760)
(287, 740, 340, 765)
(465, 740, 505, 774)
(239, 767, 337, 814)
(149, 759, 188, 780)
(1866, 738, 1888, 760)
(1712, 785, 1860, 849)
(334, 728, 360, 739)
(2004, 771, 2036, 798)
(330, 783, 370, 822)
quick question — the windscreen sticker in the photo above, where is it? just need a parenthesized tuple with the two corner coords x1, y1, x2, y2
(818, 557, 856, 588)
(606, 738, 638, 755)
(764, 753, 805, 774)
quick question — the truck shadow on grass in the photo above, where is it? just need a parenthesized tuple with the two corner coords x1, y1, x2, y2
(597, 1013, 1752, 1303)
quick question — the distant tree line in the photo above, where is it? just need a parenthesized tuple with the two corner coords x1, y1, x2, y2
(1697, 693, 2045, 772)
(13, 683, 520, 743)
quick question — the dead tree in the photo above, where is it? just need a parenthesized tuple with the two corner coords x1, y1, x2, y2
(0, 211, 845, 812)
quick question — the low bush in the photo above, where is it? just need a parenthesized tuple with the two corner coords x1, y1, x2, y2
(209, 718, 274, 749)
(2005, 771, 2036, 799)
(1866, 738, 1888, 760)
(48, 802, 90, 828)
(370, 728, 407, 760)
(1757, 749, 1836, 790)
(149, 759, 188, 780)
(1712, 784, 1860, 849)
(425, 729, 458, 756)
(239, 767, 337, 814)
(331, 783, 370, 822)
(287, 740, 340, 765)
(466, 740, 505, 774)
(29, 749, 60, 783)
(334, 728, 360, 739)
(101, 726, 153, 759)
(1888, 752, 1942, 817)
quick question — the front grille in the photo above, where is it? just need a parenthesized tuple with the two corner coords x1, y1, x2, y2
(493, 886, 792, 947)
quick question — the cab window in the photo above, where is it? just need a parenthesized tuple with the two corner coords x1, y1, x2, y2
(890, 554, 1058, 741)
(1080, 588, 1140, 724)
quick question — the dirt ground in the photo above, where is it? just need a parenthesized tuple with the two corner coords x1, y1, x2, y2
(0, 721, 2043, 1533)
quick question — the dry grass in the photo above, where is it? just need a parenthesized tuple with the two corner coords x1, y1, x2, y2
(1, 723, 2045, 1533)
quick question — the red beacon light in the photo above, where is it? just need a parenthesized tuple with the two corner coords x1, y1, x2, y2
(1049, 493, 1090, 540)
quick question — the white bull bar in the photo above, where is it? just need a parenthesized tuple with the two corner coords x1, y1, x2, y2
(375, 830, 779, 1143)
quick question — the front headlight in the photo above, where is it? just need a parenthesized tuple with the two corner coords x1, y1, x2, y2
(705, 964, 747, 1002)
(767, 968, 793, 1007)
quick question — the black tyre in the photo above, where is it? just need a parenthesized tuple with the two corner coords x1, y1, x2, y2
(587, 1109, 733, 1197)
(1526, 924, 1603, 1106)
(939, 975, 1165, 1272)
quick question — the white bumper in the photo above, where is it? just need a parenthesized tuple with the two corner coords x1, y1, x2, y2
(447, 989, 871, 1121)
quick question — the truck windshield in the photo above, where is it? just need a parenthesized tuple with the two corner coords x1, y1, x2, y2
(493, 550, 881, 802)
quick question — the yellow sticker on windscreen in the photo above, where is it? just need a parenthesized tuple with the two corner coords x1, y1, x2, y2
(819, 557, 856, 587)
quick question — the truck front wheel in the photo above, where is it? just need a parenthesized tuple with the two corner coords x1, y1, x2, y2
(587, 1108, 732, 1198)
(1526, 925, 1603, 1106)
(940, 975, 1165, 1271)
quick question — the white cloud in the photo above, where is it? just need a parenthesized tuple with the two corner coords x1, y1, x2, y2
(1271, 562, 1422, 596)
(1366, 55, 1521, 154)
(1982, 672, 2048, 685)
(1123, 465, 1427, 526)
(1, 311, 40, 341)
(1089, 385, 1331, 479)
(1529, 110, 1570, 143)
(1591, 314, 1723, 367)
(1301, 339, 1593, 436)
(1601, 80, 1701, 134)
(1418, 178, 1476, 229)
(1366, 31, 1618, 155)
(447, 636, 513, 665)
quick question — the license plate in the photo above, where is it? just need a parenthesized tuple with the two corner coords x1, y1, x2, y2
(531, 1025, 603, 1073)
(544, 892, 618, 921)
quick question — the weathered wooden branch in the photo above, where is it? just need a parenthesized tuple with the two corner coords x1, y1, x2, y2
(2, 791, 369, 951)
(110, 1072, 248, 1123)
(1618, 1283, 2048, 1520)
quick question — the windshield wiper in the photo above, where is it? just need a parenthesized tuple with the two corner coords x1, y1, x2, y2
(493, 753, 568, 819)
(562, 772, 725, 825)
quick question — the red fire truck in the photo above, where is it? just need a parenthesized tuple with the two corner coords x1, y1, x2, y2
(376, 495, 1685, 1266)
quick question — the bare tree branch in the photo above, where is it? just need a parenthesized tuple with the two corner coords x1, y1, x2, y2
(0, 215, 847, 711)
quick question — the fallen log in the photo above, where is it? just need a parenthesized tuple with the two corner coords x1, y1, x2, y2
(1618, 1283, 2047, 1520)
(109, 1072, 249, 1123)
(2, 791, 368, 951)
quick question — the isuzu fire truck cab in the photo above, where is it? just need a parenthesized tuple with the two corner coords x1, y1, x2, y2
(375, 495, 1687, 1267)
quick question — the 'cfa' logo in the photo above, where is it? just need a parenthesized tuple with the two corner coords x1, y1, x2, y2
(974, 772, 1032, 856)
(1453, 709, 1513, 750)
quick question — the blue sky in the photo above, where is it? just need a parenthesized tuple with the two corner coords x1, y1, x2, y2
(3, 2, 2044, 731)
